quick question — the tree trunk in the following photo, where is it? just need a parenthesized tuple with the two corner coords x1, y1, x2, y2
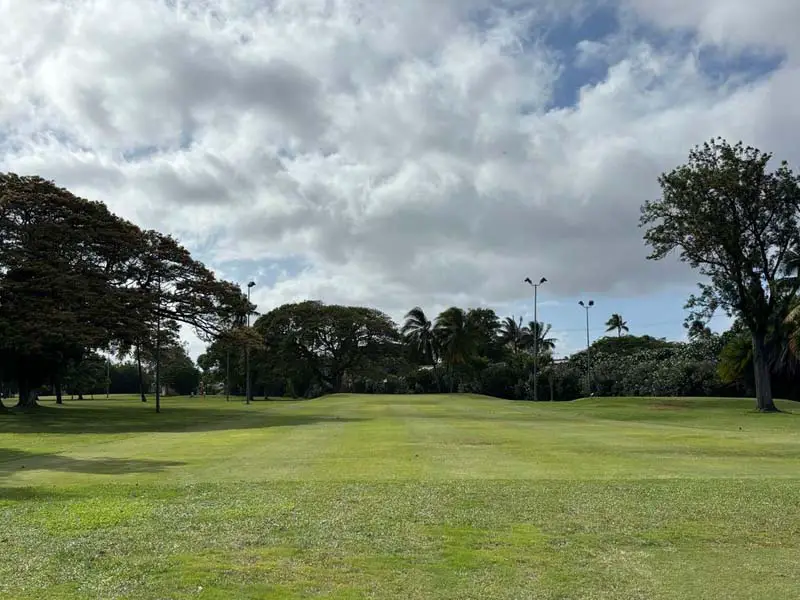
(432, 362, 442, 393)
(55, 376, 63, 405)
(752, 332, 778, 412)
(136, 344, 147, 402)
(15, 379, 38, 410)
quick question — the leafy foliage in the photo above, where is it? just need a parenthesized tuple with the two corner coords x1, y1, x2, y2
(255, 301, 399, 396)
(641, 138, 800, 411)
(0, 173, 249, 408)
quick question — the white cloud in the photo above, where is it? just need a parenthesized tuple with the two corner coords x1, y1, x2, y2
(623, 0, 800, 60)
(2, 0, 800, 359)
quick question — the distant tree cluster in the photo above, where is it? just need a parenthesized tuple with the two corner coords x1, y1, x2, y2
(4, 137, 800, 415)
(198, 297, 800, 404)
(0, 174, 251, 410)
(200, 138, 800, 412)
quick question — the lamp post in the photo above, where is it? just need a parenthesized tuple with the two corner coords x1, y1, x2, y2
(578, 299, 594, 395)
(155, 274, 162, 414)
(245, 281, 256, 405)
(524, 276, 547, 402)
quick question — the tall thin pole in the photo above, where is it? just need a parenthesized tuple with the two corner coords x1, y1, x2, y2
(155, 275, 161, 414)
(245, 281, 255, 404)
(106, 357, 110, 399)
(225, 349, 230, 402)
(525, 277, 547, 402)
(585, 306, 590, 393)
(579, 300, 594, 395)
(533, 284, 539, 402)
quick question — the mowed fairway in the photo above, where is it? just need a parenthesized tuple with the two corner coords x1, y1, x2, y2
(1, 394, 799, 599)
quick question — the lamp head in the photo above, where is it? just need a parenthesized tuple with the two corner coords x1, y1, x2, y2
(540, 277, 547, 284)
(524, 277, 532, 285)
(589, 300, 594, 307)
(578, 300, 585, 307)
(247, 281, 256, 288)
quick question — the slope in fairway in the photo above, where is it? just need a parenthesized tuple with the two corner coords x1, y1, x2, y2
(1, 394, 799, 599)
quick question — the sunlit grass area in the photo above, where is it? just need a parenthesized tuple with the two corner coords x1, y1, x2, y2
(2, 394, 799, 599)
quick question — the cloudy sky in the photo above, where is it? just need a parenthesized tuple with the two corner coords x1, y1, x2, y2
(2, 0, 799, 358)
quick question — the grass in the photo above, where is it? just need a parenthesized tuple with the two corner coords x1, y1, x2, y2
(1, 394, 799, 599)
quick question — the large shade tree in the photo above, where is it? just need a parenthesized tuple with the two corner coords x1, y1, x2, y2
(0, 174, 144, 408)
(640, 139, 800, 412)
(257, 301, 399, 394)
(0, 173, 251, 410)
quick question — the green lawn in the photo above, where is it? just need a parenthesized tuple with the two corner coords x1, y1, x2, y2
(1, 394, 799, 599)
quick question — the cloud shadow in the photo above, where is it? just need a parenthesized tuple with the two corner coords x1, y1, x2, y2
(0, 403, 366, 435)
(0, 448, 185, 478)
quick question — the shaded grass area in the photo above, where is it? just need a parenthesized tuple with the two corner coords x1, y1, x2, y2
(1, 394, 799, 599)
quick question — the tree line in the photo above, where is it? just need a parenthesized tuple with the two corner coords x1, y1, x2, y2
(196, 299, 800, 404)
(3, 138, 800, 413)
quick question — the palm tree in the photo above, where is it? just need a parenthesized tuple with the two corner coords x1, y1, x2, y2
(402, 307, 441, 389)
(524, 321, 557, 356)
(500, 316, 526, 355)
(605, 313, 629, 337)
(434, 307, 476, 392)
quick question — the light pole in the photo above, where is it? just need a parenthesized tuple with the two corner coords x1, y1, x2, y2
(578, 300, 594, 395)
(155, 274, 162, 414)
(524, 276, 547, 402)
(245, 281, 256, 405)
(106, 357, 110, 399)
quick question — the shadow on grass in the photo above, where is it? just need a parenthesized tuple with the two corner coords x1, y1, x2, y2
(0, 487, 85, 502)
(0, 405, 366, 435)
(0, 448, 184, 477)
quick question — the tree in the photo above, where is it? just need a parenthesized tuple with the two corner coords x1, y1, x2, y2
(523, 321, 557, 356)
(256, 301, 399, 395)
(0, 174, 146, 408)
(640, 139, 800, 412)
(686, 319, 713, 341)
(159, 341, 200, 396)
(500, 316, 526, 355)
(109, 362, 150, 395)
(605, 314, 629, 337)
(401, 307, 441, 390)
(0, 174, 251, 410)
(63, 354, 107, 400)
(434, 307, 476, 391)
(466, 308, 503, 360)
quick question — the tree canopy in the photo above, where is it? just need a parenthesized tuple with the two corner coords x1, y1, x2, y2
(641, 139, 800, 411)
(256, 301, 399, 395)
(0, 173, 249, 409)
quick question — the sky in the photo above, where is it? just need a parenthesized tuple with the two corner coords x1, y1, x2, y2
(2, 0, 800, 359)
